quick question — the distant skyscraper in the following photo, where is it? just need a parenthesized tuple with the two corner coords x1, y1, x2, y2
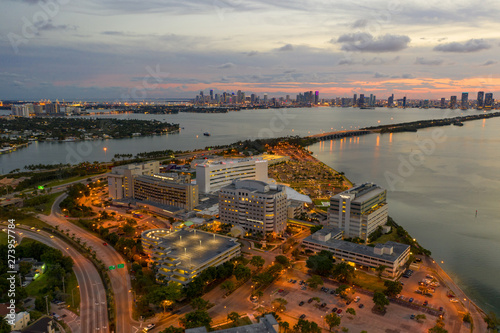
(315, 91, 319, 104)
(440, 98, 446, 109)
(353, 94, 357, 106)
(359, 94, 364, 107)
(210, 89, 214, 101)
(402, 96, 407, 108)
(477, 91, 484, 109)
(461, 92, 468, 109)
(450, 96, 457, 109)
(251, 93, 256, 104)
(484, 93, 493, 109)
(263, 93, 268, 104)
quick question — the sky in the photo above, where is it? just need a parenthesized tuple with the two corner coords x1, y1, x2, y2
(0, 0, 499, 101)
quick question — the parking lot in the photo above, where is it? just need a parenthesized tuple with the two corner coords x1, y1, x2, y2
(259, 269, 462, 332)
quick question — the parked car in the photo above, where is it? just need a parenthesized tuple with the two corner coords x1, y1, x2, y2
(300, 314, 306, 319)
(423, 301, 428, 306)
(358, 304, 364, 309)
(320, 303, 327, 308)
(337, 309, 343, 314)
(410, 314, 415, 320)
(332, 307, 338, 313)
(299, 301, 304, 306)
(409, 298, 414, 303)
(308, 298, 313, 303)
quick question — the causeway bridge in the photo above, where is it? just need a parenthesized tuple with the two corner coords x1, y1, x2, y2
(308, 129, 373, 141)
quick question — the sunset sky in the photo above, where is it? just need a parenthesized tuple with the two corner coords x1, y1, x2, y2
(1, 0, 499, 100)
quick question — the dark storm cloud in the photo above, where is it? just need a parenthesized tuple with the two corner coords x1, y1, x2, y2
(335, 33, 410, 53)
(415, 57, 443, 66)
(433, 39, 491, 53)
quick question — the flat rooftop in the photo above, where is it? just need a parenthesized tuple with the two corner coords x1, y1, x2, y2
(304, 232, 409, 263)
(145, 228, 240, 269)
(333, 183, 385, 203)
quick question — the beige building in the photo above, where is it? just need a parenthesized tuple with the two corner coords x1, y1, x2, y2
(328, 183, 388, 241)
(133, 174, 198, 211)
(302, 227, 410, 278)
(219, 180, 287, 235)
(142, 228, 240, 285)
(108, 161, 159, 199)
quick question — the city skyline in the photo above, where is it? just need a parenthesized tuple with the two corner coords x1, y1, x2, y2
(1, 0, 500, 100)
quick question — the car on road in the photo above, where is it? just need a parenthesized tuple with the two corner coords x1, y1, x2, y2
(450, 298, 458, 303)
(144, 324, 155, 332)
(409, 298, 414, 303)
(299, 301, 304, 306)
(103, 243, 107, 246)
(299, 314, 306, 319)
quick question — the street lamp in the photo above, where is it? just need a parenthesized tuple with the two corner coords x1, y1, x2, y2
(72, 286, 79, 307)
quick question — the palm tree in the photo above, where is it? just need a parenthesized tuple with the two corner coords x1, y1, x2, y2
(227, 312, 240, 327)
(376, 264, 388, 279)
(279, 321, 290, 333)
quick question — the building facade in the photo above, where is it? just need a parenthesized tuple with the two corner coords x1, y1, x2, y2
(303, 227, 410, 278)
(141, 228, 241, 285)
(133, 174, 198, 211)
(219, 180, 287, 235)
(107, 161, 160, 199)
(328, 183, 388, 241)
(195, 157, 268, 193)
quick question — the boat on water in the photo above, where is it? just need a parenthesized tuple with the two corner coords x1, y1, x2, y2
(203, 132, 211, 136)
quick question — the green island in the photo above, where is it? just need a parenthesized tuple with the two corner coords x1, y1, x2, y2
(0, 117, 179, 142)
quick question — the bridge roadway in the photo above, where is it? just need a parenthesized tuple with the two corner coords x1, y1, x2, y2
(308, 129, 372, 140)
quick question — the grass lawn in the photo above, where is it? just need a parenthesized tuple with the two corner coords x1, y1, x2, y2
(213, 316, 253, 330)
(22, 192, 62, 215)
(44, 173, 104, 188)
(17, 216, 53, 229)
(22, 237, 80, 314)
(371, 228, 400, 244)
(353, 271, 386, 293)
(0, 231, 7, 245)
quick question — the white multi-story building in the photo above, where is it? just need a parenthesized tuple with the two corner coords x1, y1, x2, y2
(328, 183, 388, 241)
(219, 180, 287, 235)
(141, 228, 241, 285)
(107, 161, 159, 199)
(302, 227, 410, 278)
(195, 157, 268, 193)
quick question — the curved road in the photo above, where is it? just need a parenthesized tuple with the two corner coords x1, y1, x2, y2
(38, 194, 141, 333)
(17, 228, 108, 333)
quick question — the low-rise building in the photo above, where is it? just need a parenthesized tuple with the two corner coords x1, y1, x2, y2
(185, 314, 279, 333)
(302, 227, 410, 278)
(219, 180, 287, 236)
(5, 311, 30, 331)
(141, 228, 241, 285)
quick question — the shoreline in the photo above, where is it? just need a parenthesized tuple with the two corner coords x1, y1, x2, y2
(304, 145, 490, 329)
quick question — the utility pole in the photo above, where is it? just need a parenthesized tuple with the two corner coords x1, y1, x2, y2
(44, 296, 49, 315)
